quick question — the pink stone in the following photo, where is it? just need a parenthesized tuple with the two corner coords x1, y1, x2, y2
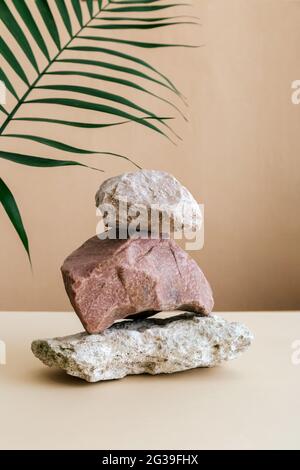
(61, 236, 214, 334)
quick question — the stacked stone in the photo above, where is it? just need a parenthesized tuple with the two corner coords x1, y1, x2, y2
(32, 170, 253, 382)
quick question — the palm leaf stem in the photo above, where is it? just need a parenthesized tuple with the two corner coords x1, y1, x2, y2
(0, 2, 110, 137)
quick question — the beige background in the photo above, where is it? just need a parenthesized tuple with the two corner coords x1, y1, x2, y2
(0, 0, 300, 311)
(1, 311, 300, 450)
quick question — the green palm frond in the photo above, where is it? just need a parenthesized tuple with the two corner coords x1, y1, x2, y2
(0, 177, 30, 262)
(0, 0, 198, 260)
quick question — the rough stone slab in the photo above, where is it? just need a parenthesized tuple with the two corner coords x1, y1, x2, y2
(31, 313, 253, 383)
(95, 169, 202, 233)
(61, 237, 213, 334)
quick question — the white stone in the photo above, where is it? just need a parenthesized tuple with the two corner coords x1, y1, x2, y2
(95, 169, 202, 234)
(31, 313, 253, 382)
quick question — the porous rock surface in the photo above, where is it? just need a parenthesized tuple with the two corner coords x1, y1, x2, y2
(31, 313, 253, 382)
(61, 237, 214, 334)
(95, 169, 202, 233)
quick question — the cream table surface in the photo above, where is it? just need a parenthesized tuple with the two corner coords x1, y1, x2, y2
(0, 312, 299, 450)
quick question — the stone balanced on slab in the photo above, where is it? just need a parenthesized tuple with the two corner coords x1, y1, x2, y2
(32, 169, 253, 382)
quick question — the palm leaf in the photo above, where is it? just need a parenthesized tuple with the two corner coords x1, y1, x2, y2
(0, 68, 18, 100)
(35, 84, 167, 122)
(80, 35, 198, 48)
(25, 97, 167, 137)
(97, 15, 197, 22)
(3, 133, 103, 154)
(106, 4, 187, 13)
(0, 37, 30, 86)
(55, 0, 73, 37)
(0, 105, 9, 116)
(0, 0, 39, 73)
(12, 0, 50, 61)
(88, 21, 197, 30)
(45, 70, 186, 119)
(71, 0, 83, 27)
(34, 83, 184, 134)
(0, 149, 101, 170)
(66, 45, 183, 97)
(13, 116, 173, 128)
(12, 117, 140, 129)
(3, 133, 141, 162)
(0, 177, 30, 261)
(0, 148, 137, 169)
(109, 1, 163, 3)
(35, 0, 61, 50)
(0, 0, 198, 260)
(57, 58, 178, 97)
(87, 0, 94, 17)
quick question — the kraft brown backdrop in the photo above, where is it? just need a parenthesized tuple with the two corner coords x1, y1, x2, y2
(0, 0, 299, 311)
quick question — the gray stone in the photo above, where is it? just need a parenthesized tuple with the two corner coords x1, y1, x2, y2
(31, 313, 253, 382)
(95, 169, 202, 234)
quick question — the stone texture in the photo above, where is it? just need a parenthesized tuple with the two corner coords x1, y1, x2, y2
(31, 313, 253, 382)
(61, 237, 214, 334)
(95, 169, 202, 234)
